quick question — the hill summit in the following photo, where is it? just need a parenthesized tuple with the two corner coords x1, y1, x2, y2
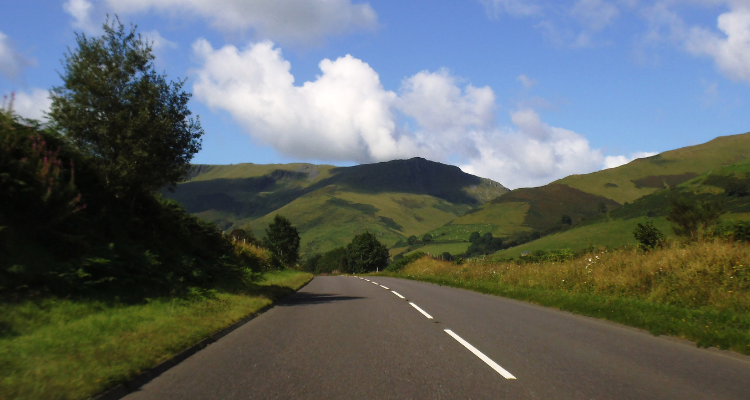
(164, 157, 508, 255)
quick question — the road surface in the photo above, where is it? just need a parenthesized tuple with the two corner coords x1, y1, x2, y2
(124, 276, 750, 399)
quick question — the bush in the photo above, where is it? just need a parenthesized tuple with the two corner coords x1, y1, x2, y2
(263, 215, 300, 268)
(346, 232, 389, 274)
(667, 196, 724, 238)
(633, 220, 665, 251)
(315, 247, 349, 274)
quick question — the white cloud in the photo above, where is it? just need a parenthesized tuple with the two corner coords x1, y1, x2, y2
(570, 0, 619, 31)
(517, 74, 536, 87)
(103, 0, 377, 44)
(685, 7, 750, 84)
(480, 0, 542, 18)
(0, 31, 36, 80)
(7, 89, 52, 121)
(603, 151, 657, 169)
(143, 30, 177, 52)
(63, 0, 98, 33)
(192, 40, 638, 188)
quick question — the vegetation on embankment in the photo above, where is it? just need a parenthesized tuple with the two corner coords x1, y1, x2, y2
(0, 269, 312, 400)
(381, 239, 750, 355)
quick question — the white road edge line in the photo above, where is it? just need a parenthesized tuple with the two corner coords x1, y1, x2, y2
(379, 285, 389, 289)
(372, 282, 379, 285)
(444, 329, 516, 380)
(391, 291, 405, 299)
(409, 302, 433, 319)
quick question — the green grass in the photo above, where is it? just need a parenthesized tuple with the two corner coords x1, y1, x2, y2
(404, 242, 470, 256)
(0, 270, 312, 400)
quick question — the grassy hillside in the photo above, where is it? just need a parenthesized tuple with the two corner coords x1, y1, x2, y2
(164, 157, 508, 255)
(491, 157, 750, 259)
(425, 132, 750, 251)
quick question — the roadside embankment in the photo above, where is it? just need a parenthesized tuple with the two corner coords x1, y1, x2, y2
(381, 239, 750, 355)
(0, 270, 312, 400)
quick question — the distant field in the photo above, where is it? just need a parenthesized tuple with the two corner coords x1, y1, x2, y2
(490, 216, 673, 259)
(404, 242, 470, 256)
(425, 223, 500, 242)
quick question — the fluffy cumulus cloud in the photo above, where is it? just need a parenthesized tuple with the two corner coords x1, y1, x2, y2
(0, 31, 36, 79)
(63, 0, 98, 33)
(603, 151, 658, 169)
(6, 89, 52, 121)
(192, 40, 640, 188)
(102, 0, 377, 44)
(684, 5, 750, 84)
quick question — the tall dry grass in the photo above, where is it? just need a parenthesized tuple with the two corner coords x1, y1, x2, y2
(402, 239, 750, 312)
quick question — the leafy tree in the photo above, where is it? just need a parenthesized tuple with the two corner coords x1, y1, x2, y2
(407, 235, 418, 245)
(229, 228, 258, 245)
(315, 247, 349, 274)
(346, 232, 389, 274)
(263, 214, 300, 267)
(422, 233, 433, 243)
(469, 231, 481, 242)
(466, 232, 503, 257)
(633, 220, 665, 251)
(49, 16, 203, 198)
(561, 214, 572, 225)
(597, 202, 607, 214)
(303, 254, 322, 273)
(441, 252, 453, 261)
(667, 196, 724, 238)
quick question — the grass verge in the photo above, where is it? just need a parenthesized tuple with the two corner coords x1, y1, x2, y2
(0, 270, 312, 400)
(381, 240, 750, 355)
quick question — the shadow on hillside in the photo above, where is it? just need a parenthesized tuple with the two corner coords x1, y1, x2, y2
(279, 292, 364, 306)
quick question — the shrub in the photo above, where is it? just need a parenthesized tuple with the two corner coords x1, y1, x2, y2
(633, 220, 665, 251)
(346, 232, 389, 274)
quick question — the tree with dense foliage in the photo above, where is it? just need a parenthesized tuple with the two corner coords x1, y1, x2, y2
(422, 233, 433, 243)
(598, 202, 607, 214)
(469, 231, 481, 242)
(561, 214, 573, 225)
(466, 232, 503, 257)
(667, 196, 724, 238)
(346, 232, 389, 273)
(263, 215, 300, 267)
(407, 235, 418, 245)
(314, 247, 349, 274)
(633, 220, 665, 251)
(49, 16, 203, 198)
(229, 228, 258, 245)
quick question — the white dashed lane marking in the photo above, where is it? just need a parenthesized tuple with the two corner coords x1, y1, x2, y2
(391, 291, 406, 299)
(409, 302, 433, 319)
(444, 329, 516, 380)
(379, 285, 389, 289)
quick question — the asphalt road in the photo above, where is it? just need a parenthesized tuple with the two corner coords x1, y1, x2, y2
(124, 276, 750, 399)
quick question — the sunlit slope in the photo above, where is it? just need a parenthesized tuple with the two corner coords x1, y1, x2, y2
(557, 132, 750, 204)
(429, 132, 750, 244)
(164, 157, 509, 255)
(491, 158, 750, 259)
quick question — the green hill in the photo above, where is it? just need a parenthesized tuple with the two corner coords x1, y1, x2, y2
(426, 132, 750, 247)
(491, 155, 750, 259)
(163, 158, 508, 255)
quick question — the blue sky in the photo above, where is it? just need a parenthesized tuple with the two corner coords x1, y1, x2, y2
(1, 0, 749, 188)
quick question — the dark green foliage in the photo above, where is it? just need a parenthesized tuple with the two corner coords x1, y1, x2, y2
(711, 221, 750, 242)
(631, 173, 698, 189)
(229, 228, 258, 245)
(49, 17, 203, 198)
(346, 232, 389, 274)
(325, 197, 378, 215)
(0, 113, 247, 298)
(466, 232, 503, 257)
(385, 251, 425, 272)
(598, 202, 607, 214)
(302, 254, 322, 273)
(667, 196, 724, 238)
(314, 247, 349, 274)
(518, 249, 575, 263)
(561, 214, 573, 225)
(703, 173, 750, 197)
(440, 252, 453, 261)
(407, 235, 418, 245)
(469, 231, 480, 242)
(422, 233, 433, 243)
(263, 215, 300, 268)
(633, 220, 665, 251)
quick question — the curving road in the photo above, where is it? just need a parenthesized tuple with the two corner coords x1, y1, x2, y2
(124, 276, 750, 399)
